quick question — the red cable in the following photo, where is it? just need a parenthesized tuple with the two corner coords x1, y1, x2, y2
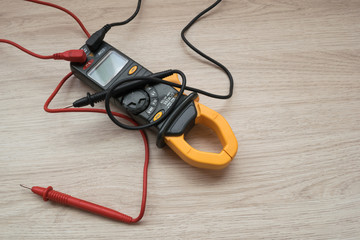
(1, 0, 91, 61)
(0, 39, 86, 62)
(43, 72, 149, 223)
(25, 0, 91, 38)
(0, 39, 53, 59)
(0, 1, 149, 223)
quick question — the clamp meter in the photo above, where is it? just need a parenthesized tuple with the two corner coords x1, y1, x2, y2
(71, 42, 151, 94)
(71, 41, 238, 169)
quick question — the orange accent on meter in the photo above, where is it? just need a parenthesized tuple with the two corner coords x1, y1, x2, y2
(128, 65, 138, 75)
(153, 111, 163, 121)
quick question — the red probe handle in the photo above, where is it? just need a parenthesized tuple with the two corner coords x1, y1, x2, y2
(31, 186, 134, 223)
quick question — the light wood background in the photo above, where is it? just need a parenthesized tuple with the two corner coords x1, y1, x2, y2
(1, 0, 359, 239)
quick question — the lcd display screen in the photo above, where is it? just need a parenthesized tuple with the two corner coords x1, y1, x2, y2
(88, 50, 129, 86)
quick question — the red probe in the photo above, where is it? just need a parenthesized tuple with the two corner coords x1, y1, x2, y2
(20, 185, 137, 223)
(2, 0, 149, 223)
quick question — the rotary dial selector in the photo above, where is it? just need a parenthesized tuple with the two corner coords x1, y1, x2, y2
(121, 89, 150, 114)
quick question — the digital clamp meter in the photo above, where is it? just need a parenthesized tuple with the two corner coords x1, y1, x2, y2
(71, 41, 238, 169)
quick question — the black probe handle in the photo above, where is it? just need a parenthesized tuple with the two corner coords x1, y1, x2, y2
(72, 81, 146, 108)
(72, 70, 175, 108)
(73, 92, 107, 107)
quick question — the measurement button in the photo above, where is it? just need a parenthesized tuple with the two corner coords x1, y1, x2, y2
(150, 98, 158, 107)
(128, 65, 138, 75)
(146, 106, 155, 115)
(153, 111, 163, 122)
(148, 89, 157, 97)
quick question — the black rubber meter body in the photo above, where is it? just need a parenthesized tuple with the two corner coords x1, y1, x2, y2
(70, 41, 198, 146)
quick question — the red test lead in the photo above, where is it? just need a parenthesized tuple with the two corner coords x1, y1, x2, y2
(0, 39, 86, 63)
(20, 184, 138, 223)
(4, 0, 149, 224)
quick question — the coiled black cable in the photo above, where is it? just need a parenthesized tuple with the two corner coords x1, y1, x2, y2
(83, 0, 234, 130)
(181, 0, 233, 99)
(104, 70, 186, 130)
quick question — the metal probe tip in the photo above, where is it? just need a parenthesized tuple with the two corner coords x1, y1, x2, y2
(20, 184, 31, 190)
(63, 104, 73, 109)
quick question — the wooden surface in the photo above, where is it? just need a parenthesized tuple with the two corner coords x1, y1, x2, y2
(1, 0, 359, 239)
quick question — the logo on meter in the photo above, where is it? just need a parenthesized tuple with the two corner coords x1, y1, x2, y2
(83, 59, 94, 70)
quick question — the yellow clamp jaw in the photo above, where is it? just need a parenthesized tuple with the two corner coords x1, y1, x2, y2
(159, 74, 238, 170)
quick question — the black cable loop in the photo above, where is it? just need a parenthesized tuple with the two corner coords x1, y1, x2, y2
(180, 0, 233, 99)
(104, 0, 233, 100)
(88, 0, 235, 130)
(104, 70, 187, 130)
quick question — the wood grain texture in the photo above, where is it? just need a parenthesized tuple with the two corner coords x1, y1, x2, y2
(1, 0, 359, 239)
